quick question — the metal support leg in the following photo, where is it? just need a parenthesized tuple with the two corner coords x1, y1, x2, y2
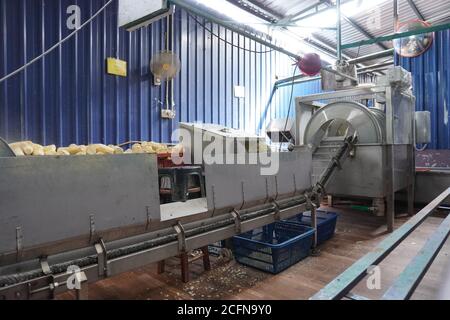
(174, 222, 187, 252)
(94, 239, 108, 277)
(157, 260, 165, 274)
(231, 210, 242, 234)
(180, 253, 189, 283)
(386, 194, 395, 233)
(407, 144, 416, 217)
(373, 198, 386, 217)
(385, 145, 395, 233)
(407, 182, 415, 217)
(311, 204, 320, 256)
(75, 273, 88, 300)
(327, 195, 334, 207)
(201, 247, 211, 272)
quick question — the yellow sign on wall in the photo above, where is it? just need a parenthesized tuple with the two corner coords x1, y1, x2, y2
(107, 58, 127, 77)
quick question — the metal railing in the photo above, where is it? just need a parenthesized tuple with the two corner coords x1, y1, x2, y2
(311, 187, 450, 300)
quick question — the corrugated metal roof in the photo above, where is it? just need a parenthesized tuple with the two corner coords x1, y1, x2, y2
(249, 0, 450, 64)
(250, 0, 320, 18)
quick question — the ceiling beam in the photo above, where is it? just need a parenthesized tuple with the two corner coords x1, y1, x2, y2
(288, 1, 328, 22)
(292, 6, 331, 23)
(291, 0, 353, 23)
(342, 14, 389, 50)
(322, 1, 389, 51)
(170, 0, 299, 58)
(227, 0, 283, 21)
(191, 0, 377, 68)
(348, 48, 394, 64)
(406, 0, 425, 21)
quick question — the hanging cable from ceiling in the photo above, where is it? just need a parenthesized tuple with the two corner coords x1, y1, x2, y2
(187, 13, 274, 54)
(0, 0, 114, 84)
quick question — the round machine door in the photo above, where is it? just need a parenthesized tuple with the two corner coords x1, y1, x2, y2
(303, 101, 385, 146)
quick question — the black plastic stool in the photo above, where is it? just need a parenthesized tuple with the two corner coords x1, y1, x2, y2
(158, 166, 205, 203)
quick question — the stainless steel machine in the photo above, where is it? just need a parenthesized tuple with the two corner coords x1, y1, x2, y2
(0, 138, 317, 299)
(0, 66, 428, 300)
(295, 66, 419, 232)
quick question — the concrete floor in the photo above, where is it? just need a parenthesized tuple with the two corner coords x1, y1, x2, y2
(58, 205, 450, 300)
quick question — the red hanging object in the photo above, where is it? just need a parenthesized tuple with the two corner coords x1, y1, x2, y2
(297, 53, 322, 76)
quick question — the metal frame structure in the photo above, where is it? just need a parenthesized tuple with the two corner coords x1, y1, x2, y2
(342, 22, 450, 49)
(174, 0, 394, 72)
(406, 0, 426, 21)
(0, 197, 310, 300)
(295, 74, 416, 232)
(168, 0, 299, 59)
(311, 187, 450, 300)
(226, 0, 281, 23)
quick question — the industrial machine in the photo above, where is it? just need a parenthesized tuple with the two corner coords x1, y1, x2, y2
(0, 67, 428, 300)
(294, 66, 424, 231)
(0, 135, 320, 299)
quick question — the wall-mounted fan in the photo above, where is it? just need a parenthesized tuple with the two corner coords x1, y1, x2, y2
(393, 20, 434, 58)
(150, 50, 181, 85)
(150, 50, 181, 119)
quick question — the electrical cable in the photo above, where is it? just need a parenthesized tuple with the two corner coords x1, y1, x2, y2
(0, 0, 114, 84)
(279, 64, 299, 151)
(415, 143, 428, 152)
(187, 13, 273, 54)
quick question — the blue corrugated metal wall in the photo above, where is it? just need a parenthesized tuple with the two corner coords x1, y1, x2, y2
(0, 0, 294, 146)
(396, 30, 450, 149)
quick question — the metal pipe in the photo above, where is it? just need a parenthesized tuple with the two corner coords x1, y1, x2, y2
(302, 37, 365, 69)
(322, 1, 388, 51)
(165, 16, 170, 111)
(322, 66, 358, 82)
(406, 0, 425, 21)
(289, 1, 328, 22)
(348, 49, 394, 64)
(226, 0, 281, 23)
(292, 6, 330, 23)
(277, 76, 322, 89)
(394, 0, 399, 31)
(357, 61, 393, 72)
(168, 0, 299, 59)
(358, 67, 390, 75)
(170, 12, 175, 111)
(336, 0, 342, 60)
(275, 74, 307, 86)
(342, 22, 450, 50)
(257, 85, 277, 133)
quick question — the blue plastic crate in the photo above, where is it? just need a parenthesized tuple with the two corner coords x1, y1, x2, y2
(284, 212, 304, 223)
(232, 221, 314, 274)
(297, 210, 338, 245)
(208, 240, 226, 256)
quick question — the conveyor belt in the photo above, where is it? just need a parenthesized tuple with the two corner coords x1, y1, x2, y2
(0, 137, 356, 299)
(0, 196, 306, 288)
